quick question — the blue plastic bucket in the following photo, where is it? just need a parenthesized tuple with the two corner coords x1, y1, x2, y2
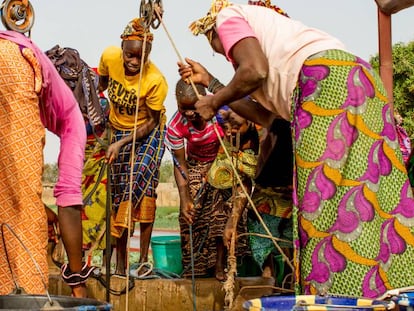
(242, 295, 394, 311)
(150, 235, 183, 275)
(392, 292, 414, 311)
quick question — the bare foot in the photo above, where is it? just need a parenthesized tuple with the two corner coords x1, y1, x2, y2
(135, 263, 153, 277)
(114, 268, 126, 276)
(215, 264, 227, 282)
(262, 266, 273, 278)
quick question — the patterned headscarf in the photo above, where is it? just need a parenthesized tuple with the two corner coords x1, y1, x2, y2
(189, 0, 289, 36)
(248, 0, 289, 17)
(189, 0, 233, 36)
(120, 17, 154, 42)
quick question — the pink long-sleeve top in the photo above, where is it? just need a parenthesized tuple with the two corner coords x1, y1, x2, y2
(0, 31, 86, 207)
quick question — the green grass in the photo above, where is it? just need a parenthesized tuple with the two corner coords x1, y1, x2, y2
(47, 204, 180, 230)
(153, 206, 179, 230)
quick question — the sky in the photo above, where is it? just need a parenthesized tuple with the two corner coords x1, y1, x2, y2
(21, 0, 414, 163)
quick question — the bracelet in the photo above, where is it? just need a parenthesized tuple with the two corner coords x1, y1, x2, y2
(61, 262, 95, 286)
(207, 77, 224, 94)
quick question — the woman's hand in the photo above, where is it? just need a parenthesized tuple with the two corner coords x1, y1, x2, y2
(105, 141, 122, 164)
(45, 204, 59, 243)
(178, 58, 212, 87)
(195, 95, 218, 121)
(181, 199, 195, 225)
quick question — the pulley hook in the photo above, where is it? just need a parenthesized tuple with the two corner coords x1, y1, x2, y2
(0, 0, 35, 34)
(139, 0, 163, 29)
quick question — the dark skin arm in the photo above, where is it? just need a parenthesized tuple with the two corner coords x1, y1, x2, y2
(98, 75, 109, 94)
(99, 74, 161, 163)
(178, 37, 273, 126)
(172, 148, 194, 224)
(45, 204, 58, 243)
(105, 107, 161, 163)
(228, 97, 276, 128)
(187, 37, 268, 121)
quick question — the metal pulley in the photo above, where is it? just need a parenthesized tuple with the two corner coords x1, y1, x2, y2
(140, 0, 163, 29)
(0, 0, 35, 34)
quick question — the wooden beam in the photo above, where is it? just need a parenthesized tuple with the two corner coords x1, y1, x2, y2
(377, 8, 394, 114)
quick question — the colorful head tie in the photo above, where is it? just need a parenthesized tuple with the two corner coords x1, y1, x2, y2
(248, 0, 289, 17)
(121, 17, 154, 42)
(189, 0, 233, 36)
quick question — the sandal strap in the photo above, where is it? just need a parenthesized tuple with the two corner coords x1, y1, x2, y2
(61, 262, 95, 286)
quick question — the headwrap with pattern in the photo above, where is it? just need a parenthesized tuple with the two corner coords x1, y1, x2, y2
(120, 17, 154, 42)
(248, 0, 289, 17)
(189, 0, 233, 36)
(189, 0, 289, 36)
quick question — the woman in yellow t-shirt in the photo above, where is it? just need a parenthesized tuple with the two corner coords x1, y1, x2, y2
(98, 17, 168, 276)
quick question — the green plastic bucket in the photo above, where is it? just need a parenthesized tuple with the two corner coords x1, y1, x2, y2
(150, 235, 183, 275)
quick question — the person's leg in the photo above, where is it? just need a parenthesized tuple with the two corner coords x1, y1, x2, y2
(139, 222, 153, 263)
(58, 205, 87, 297)
(101, 245, 115, 274)
(115, 231, 128, 275)
(215, 237, 227, 281)
(130, 222, 154, 276)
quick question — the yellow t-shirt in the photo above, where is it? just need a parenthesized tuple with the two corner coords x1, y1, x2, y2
(98, 46, 168, 130)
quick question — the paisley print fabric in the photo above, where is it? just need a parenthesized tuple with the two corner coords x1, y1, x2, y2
(292, 49, 414, 298)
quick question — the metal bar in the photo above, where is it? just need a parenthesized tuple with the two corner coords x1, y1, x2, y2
(377, 8, 394, 114)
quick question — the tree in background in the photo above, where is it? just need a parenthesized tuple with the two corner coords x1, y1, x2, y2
(370, 40, 414, 138)
(42, 163, 58, 183)
(159, 159, 175, 184)
(43, 160, 175, 185)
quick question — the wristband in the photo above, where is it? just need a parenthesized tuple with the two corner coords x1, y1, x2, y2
(207, 78, 224, 94)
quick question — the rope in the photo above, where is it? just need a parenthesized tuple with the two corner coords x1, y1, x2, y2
(222, 133, 240, 309)
(1, 223, 53, 304)
(189, 224, 197, 311)
(153, 4, 293, 308)
(212, 123, 294, 271)
(154, 9, 202, 308)
(154, 8, 201, 98)
(223, 207, 238, 310)
(123, 24, 151, 311)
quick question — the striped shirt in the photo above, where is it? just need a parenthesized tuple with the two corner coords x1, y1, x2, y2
(165, 111, 224, 162)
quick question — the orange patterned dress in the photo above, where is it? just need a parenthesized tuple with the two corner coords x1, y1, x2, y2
(0, 38, 48, 295)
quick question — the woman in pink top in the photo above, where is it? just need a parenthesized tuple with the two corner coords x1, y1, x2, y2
(0, 30, 92, 297)
(178, 0, 414, 298)
(166, 79, 250, 281)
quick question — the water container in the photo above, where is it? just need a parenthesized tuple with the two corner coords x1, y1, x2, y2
(0, 294, 112, 310)
(392, 291, 414, 311)
(150, 235, 183, 275)
(242, 295, 395, 311)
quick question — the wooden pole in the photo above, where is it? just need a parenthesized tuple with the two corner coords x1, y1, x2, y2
(377, 8, 394, 114)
